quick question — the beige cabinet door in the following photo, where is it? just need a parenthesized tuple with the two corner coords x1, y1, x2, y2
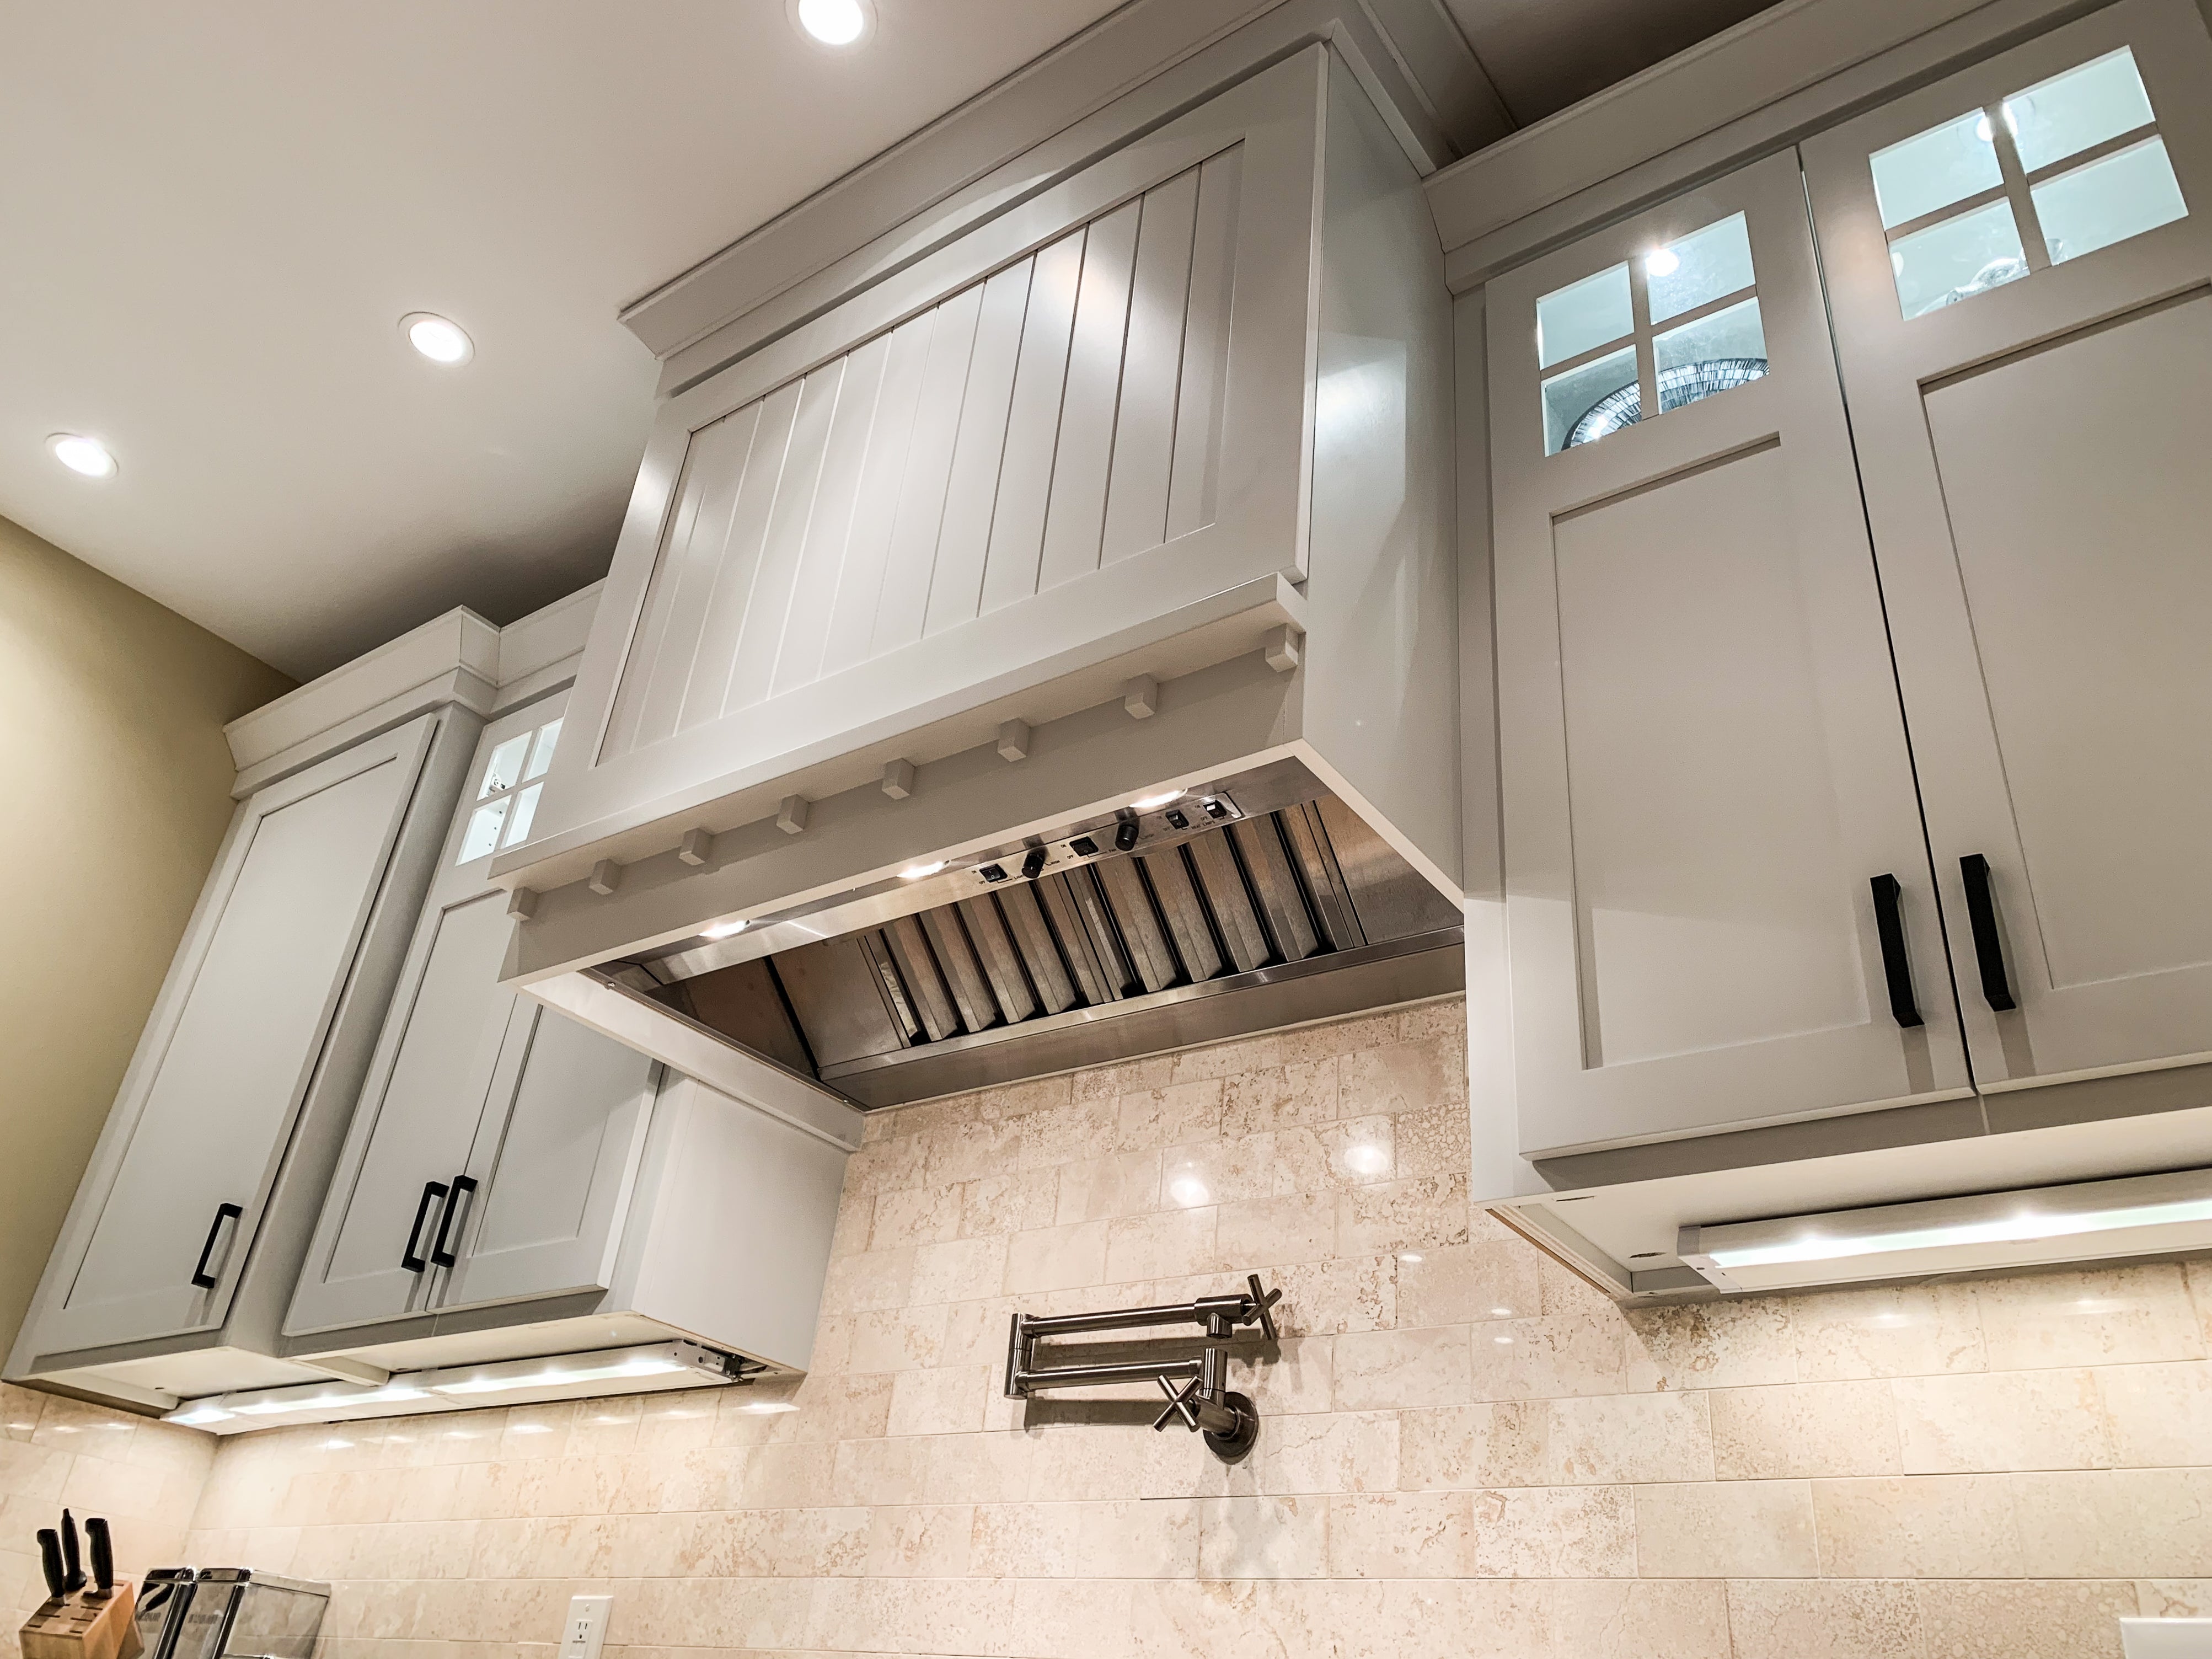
(1488, 150, 1972, 1159)
(1802, 0, 2212, 1111)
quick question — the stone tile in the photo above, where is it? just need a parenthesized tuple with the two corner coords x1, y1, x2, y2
(1163, 1133, 1277, 1207)
(2015, 1469, 2212, 1577)
(1333, 1326, 1471, 1411)
(1709, 1379, 1902, 1479)
(1635, 1479, 1817, 1577)
(1390, 1102, 1471, 1181)
(1262, 1254, 1397, 1335)
(1975, 1265, 2205, 1369)
(1397, 1402, 1547, 1491)
(1338, 1036, 1467, 1116)
(1336, 1175, 1470, 1255)
(847, 1305, 950, 1374)
(961, 1171, 1058, 1237)
(1217, 1192, 1337, 1268)
(1622, 1297, 1797, 1390)
(869, 1183, 966, 1248)
(1250, 1410, 1400, 1496)
(1104, 1204, 1218, 1284)
(909, 1233, 1010, 1305)
(1913, 1578, 2136, 1659)
(1327, 1490, 1471, 1577)
(1394, 1239, 1541, 1326)
(1003, 1219, 1109, 1293)
(1172, 1032, 1282, 1083)
(1057, 1149, 1163, 1222)
(1350, 1580, 1550, 1659)
(1540, 1390, 1713, 1484)
(1813, 1473, 2024, 1577)
(2099, 1360, 2212, 1467)
(1469, 1309, 1630, 1401)
(1791, 1280, 1986, 1379)
(1198, 1494, 1329, 1577)
(1726, 1581, 1924, 1659)
(2138, 1580, 2212, 1619)
(885, 1366, 990, 1437)
(1552, 1579, 1732, 1659)
(1466, 1484, 1635, 1577)
(1893, 1368, 2111, 1473)
(1116, 1080, 1225, 1150)
(1220, 1060, 1341, 1137)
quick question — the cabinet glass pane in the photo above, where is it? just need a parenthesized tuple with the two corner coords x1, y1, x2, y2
(502, 782, 543, 848)
(1536, 264, 1632, 369)
(1891, 200, 2028, 318)
(523, 719, 563, 781)
(1871, 111, 2003, 229)
(2033, 137, 2188, 265)
(2010, 48, 2156, 173)
(1654, 298, 1768, 414)
(1543, 345, 1638, 455)
(480, 734, 531, 799)
(459, 799, 508, 864)
(1647, 213, 1756, 323)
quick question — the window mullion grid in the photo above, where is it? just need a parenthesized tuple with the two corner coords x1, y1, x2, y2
(1985, 100, 2052, 272)
(1626, 255, 1658, 423)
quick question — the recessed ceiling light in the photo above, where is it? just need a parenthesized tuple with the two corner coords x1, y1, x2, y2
(1643, 247, 1680, 279)
(402, 312, 473, 365)
(701, 919, 748, 940)
(791, 0, 872, 45)
(49, 434, 117, 478)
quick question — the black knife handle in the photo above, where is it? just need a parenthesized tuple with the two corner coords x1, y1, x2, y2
(190, 1203, 244, 1290)
(60, 1510, 83, 1593)
(38, 1529, 65, 1600)
(1870, 874, 1924, 1029)
(401, 1181, 450, 1272)
(85, 1517, 113, 1593)
(1959, 854, 2017, 1012)
(430, 1175, 478, 1269)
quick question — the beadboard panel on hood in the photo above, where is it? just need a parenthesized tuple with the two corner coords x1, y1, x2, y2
(599, 148, 1242, 764)
(506, 51, 1331, 887)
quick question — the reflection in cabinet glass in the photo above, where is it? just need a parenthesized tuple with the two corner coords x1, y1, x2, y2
(1870, 45, 2188, 319)
(1535, 212, 1767, 453)
(459, 715, 561, 864)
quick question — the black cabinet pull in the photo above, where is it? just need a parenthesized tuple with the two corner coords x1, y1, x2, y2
(1959, 853, 2017, 1012)
(430, 1175, 478, 1269)
(401, 1181, 449, 1272)
(189, 1202, 244, 1289)
(1869, 874, 1924, 1029)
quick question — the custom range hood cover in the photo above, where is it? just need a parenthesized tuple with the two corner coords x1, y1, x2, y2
(597, 761, 1460, 1107)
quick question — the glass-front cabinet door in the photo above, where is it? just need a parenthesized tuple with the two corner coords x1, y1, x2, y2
(1801, 0, 2212, 1111)
(1487, 151, 1973, 1160)
(287, 693, 656, 1338)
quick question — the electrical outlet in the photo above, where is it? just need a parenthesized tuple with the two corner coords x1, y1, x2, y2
(561, 1595, 612, 1659)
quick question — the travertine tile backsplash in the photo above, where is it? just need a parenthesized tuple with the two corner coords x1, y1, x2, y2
(1, 1383, 213, 1620)
(12, 996, 2212, 1657)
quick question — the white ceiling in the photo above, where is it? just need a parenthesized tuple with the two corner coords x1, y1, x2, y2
(0, 0, 1773, 681)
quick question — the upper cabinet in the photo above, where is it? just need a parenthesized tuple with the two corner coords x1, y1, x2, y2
(1800, 0, 2212, 1119)
(1478, 0, 2212, 1187)
(1487, 152, 1969, 1160)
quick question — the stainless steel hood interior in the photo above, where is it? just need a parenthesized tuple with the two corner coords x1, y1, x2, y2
(594, 759, 1461, 1107)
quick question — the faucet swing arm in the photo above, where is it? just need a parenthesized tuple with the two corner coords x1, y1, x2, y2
(1001, 1273, 1282, 1462)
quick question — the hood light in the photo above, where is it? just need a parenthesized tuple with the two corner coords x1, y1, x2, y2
(1131, 790, 1184, 812)
(701, 919, 748, 939)
(899, 861, 947, 880)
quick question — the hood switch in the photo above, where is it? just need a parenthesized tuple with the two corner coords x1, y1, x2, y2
(976, 863, 1009, 884)
(1068, 836, 1099, 858)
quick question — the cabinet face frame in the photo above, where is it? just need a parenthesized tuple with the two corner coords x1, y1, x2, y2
(1487, 151, 1973, 1159)
(285, 697, 569, 1336)
(32, 715, 440, 1357)
(1801, 0, 2212, 1092)
(515, 48, 1330, 874)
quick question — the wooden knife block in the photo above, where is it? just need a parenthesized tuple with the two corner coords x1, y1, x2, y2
(18, 1584, 140, 1659)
